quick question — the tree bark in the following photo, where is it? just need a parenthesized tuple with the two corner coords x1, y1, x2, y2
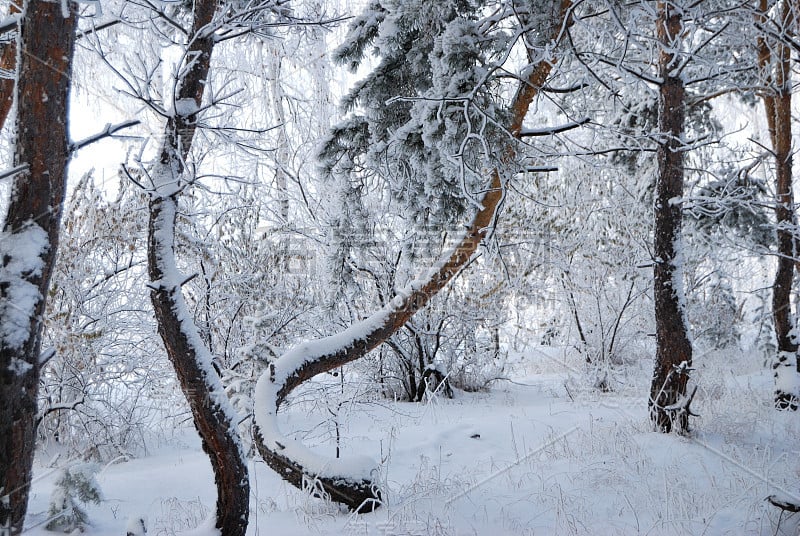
(253, 0, 574, 512)
(148, 198, 249, 535)
(146, 0, 249, 533)
(757, 0, 799, 410)
(0, 1, 76, 533)
(649, 1, 694, 433)
(0, 4, 18, 132)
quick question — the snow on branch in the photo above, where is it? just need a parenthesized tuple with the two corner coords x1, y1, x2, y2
(0, 14, 19, 36)
(767, 495, 800, 513)
(148, 169, 241, 449)
(147, 180, 249, 532)
(518, 116, 590, 137)
(69, 120, 140, 153)
(35, 395, 85, 428)
(253, 0, 575, 513)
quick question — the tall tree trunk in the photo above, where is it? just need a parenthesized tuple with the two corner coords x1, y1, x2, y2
(757, 0, 799, 410)
(0, 1, 76, 533)
(649, 1, 694, 433)
(268, 47, 290, 228)
(0, 4, 19, 132)
(254, 0, 574, 512)
(146, 0, 249, 532)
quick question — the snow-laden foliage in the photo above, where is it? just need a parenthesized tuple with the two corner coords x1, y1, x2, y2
(39, 175, 169, 460)
(8, 0, 800, 530)
(321, 0, 510, 223)
(45, 463, 102, 533)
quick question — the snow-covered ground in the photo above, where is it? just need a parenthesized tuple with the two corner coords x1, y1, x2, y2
(23, 347, 800, 535)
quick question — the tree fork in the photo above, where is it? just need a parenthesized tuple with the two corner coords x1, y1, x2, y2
(253, 0, 574, 511)
(145, 0, 250, 532)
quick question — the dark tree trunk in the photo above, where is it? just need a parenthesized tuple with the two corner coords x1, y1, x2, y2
(146, 0, 250, 532)
(757, 0, 799, 410)
(148, 199, 249, 535)
(254, 0, 574, 511)
(649, 1, 694, 433)
(770, 85, 797, 409)
(0, 1, 76, 533)
(0, 4, 18, 132)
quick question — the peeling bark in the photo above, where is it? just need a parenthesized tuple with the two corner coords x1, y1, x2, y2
(0, 1, 76, 533)
(0, 25, 16, 130)
(253, 0, 573, 511)
(649, 1, 694, 433)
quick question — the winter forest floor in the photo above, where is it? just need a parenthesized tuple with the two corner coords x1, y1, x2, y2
(22, 346, 800, 535)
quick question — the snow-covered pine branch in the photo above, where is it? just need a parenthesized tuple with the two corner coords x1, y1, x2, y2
(252, 0, 575, 512)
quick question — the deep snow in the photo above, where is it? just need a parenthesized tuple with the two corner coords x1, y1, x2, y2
(23, 346, 800, 535)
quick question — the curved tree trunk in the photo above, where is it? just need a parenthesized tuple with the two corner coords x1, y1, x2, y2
(146, 0, 249, 533)
(757, 0, 799, 410)
(0, 1, 76, 533)
(253, 0, 574, 513)
(649, 1, 693, 433)
(148, 195, 249, 534)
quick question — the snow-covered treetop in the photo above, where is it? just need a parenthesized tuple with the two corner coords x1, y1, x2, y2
(319, 0, 518, 225)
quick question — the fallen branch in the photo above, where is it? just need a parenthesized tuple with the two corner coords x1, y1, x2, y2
(767, 494, 800, 513)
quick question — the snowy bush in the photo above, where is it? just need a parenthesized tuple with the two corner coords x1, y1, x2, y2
(687, 274, 740, 350)
(39, 174, 172, 460)
(46, 463, 102, 533)
(152, 497, 210, 535)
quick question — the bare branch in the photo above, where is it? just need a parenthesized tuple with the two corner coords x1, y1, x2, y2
(69, 120, 141, 153)
(0, 164, 28, 181)
(518, 116, 591, 137)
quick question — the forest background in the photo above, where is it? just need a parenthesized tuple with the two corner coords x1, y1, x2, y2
(1, 0, 800, 534)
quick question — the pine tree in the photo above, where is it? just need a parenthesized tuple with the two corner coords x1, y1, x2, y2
(756, 0, 800, 410)
(45, 464, 102, 533)
(0, 2, 77, 532)
(321, 0, 509, 225)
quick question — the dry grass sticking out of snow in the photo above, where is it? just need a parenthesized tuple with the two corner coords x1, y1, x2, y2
(22, 346, 800, 535)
